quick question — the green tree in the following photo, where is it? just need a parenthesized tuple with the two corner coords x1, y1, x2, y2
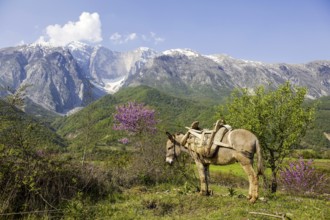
(216, 82, 315, 193)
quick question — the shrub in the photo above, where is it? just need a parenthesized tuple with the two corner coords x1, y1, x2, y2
(113, 101, 157, 135)
(112, 102, 196, 189)
(108, 133, 196, 188)
(0, 148, 115, 218)
(279, 158, 328, 195)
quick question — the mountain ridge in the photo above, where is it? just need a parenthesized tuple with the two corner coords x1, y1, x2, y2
(0, 42, 329, 114)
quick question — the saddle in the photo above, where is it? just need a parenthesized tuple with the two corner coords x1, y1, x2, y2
(181, 120, 233, 157)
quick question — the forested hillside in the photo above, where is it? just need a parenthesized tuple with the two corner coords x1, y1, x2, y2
(52, 85, 216, 148)
(51, 86, 330, 151)
(301, 96, 330, 149)
(0, 100, 66, 150)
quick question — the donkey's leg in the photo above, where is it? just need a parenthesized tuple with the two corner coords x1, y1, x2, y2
(205, 164, 212, 195)
(241, 164, 258, 203)
(196, 162, 210, 196)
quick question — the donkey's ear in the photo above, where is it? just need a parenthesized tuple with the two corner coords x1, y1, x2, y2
(166, 132, 174, 141)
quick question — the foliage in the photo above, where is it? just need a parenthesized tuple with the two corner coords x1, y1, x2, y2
(0, 99, 114, 217)
(53, 86, 216, 147)
(301, 96, 330, 149)
(279, 158, 328, 195)
(0, 100, 66, 151)
(216, 82, 316, 193)
(111, 102, 195, 188)
(0, 149, 114, 217)
(113, 101, 157, 135)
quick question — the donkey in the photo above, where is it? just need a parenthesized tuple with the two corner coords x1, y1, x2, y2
(165, 128, 263, 203)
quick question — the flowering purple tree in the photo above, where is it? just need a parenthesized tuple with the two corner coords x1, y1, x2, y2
(279, 158, 328, 194)
(113, 102, 157, 137)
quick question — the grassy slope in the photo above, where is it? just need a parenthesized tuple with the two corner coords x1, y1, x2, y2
(0, 100, 66, 150)
(301, 96, 330, 149)
(52, 85, 217, 147)
(66, 159, 330, 219)
(51, 86, 330, 150)
(89, 186, 329, 220)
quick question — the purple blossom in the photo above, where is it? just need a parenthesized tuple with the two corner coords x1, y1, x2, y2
(113, 102, 157, 135)
(279, 157, 328, 194)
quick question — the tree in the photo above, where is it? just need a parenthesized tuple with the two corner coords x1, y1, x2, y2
(113, 101, 157, 136)
(216, 82, 315, 193)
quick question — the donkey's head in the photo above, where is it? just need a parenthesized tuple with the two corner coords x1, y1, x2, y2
(165, 132, 182, 164)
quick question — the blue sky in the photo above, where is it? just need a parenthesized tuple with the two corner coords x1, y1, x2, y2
(0, 0, 329, 63)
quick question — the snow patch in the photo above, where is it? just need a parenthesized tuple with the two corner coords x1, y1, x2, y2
(205, 54, 233, 63)
(100, 77, 126, 94)
(66, 41, 89, 51)
(162, 49, 200, 58)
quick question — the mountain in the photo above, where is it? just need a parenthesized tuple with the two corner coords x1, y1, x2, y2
(0, 44, 101, 114)
(125, 49, 330, 102)
(0, 42, 329, 114)
(67, 42, 157, 93)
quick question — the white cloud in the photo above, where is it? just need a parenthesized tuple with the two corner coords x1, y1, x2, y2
(110, 32, 164, 45)
(36, 12, 102, 46)
(110, 32, 137, 44)
(150, 32, 165, 44)
(127, 33, 137, 41)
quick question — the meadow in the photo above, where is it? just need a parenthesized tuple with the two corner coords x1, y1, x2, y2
(62, 160, 330, 220)
(1, 87, 330, 219)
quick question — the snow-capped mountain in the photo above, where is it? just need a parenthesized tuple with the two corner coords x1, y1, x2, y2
(0, 44, 100, 113)
(66, 43, 157, 93)
(0, 42, 329, 114)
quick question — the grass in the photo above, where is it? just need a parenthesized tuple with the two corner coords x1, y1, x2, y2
(64, 184, 330, 220)
(59, 159, 330, 220)
(11, 155, 330, 219)
(209, 163, 247, 178)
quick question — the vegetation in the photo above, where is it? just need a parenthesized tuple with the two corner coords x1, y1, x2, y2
(62, 184, 329, 220)
(302, 96, 330, 149)
(0, 100, 113, 217)
(216, 82, 316, 193)
(0, 100, 66, 151)
(0, 84, 329, 219)
(52, 86, 216, 149)
(279, 158, 328, 195)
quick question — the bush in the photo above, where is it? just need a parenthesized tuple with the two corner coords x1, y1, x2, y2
(111, 102, 196, 188)
(108, 133, 196, 189)
(290, 149, 321, 159)
(279, 158, 328, 195)
(0, 148, 116, 218)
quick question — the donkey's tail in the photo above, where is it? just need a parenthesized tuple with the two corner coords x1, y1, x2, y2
(256, 139, 264, 176)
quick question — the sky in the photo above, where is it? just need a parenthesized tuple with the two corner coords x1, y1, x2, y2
(0, 0, 330, 63)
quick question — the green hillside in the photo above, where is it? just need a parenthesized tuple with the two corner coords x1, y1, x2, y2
(52, 85, 217, 147)
(52, 86, 330, 151)
(0, 100, 67, 151)
(301, 96, 330, 149)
